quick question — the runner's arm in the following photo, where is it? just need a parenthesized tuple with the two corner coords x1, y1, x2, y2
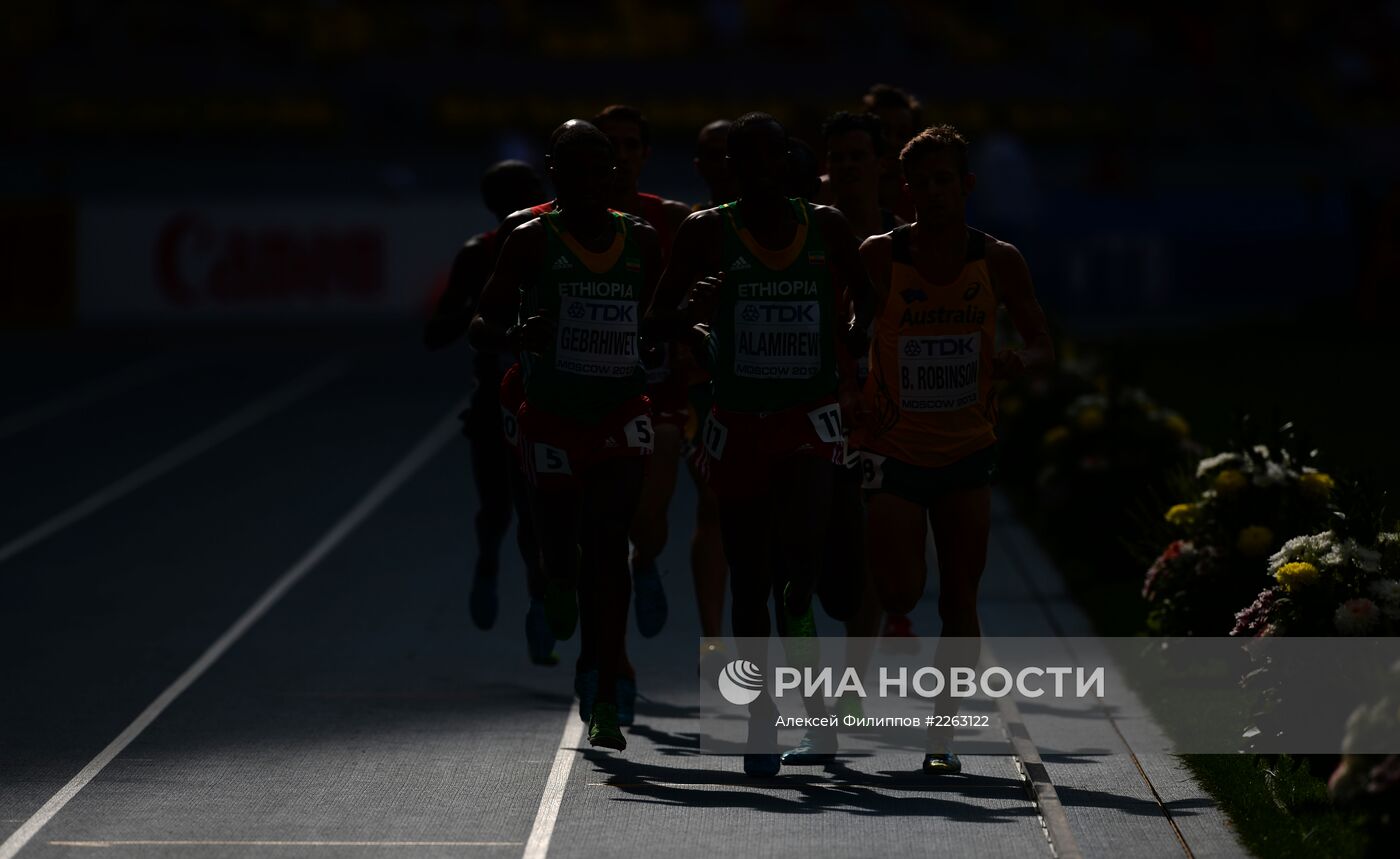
(468, 220, 544, 353)
(987, 240, 1054, 379)
(425, 237, 491, 351)
(814, 205, 876, 345)
(642, 210, 721, 341)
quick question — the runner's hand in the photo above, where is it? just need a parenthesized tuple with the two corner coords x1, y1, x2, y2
(685, 275, 722, 325)
(512, 315, 556, 354)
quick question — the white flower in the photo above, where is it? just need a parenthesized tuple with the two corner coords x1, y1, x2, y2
(1197, 452, 1244, 478)
(1268, 531, 1335, 573)
(1252, 460, 1294, 487)
(1322, 539, 1383, 573)
(1335, 598, 1380, 635)
(1253, 445, 1271, 459)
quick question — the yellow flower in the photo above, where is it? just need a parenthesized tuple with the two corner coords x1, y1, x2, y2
(1274, 561, 1319, 592)
(1237, 525, 1275, 557)
(1164, 413, 1191, 439)
(1076, 407, 1105, 431)
(1213, 469, 1248, 494)
(1300, 472, 1335, 499)
(1165, 503, 1198, 527)
(1043, 425, 1071, 447)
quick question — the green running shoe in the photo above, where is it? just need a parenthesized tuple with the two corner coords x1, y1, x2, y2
(588, 702, 626, 751)
(922, 751, 962, 775)
(543, 577, 577, 641)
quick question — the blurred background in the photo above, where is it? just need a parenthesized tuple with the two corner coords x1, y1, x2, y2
(3, 0, 1399, 477)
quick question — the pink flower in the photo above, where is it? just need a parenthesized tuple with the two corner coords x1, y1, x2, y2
(1334, 598, 1380, 635)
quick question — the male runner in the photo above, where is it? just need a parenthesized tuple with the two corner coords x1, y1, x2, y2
(425, 161, 559, 665)
(688, 119, 735, 667)
(862, 84, 923, 223)
(592, 104, 692, 639)
(855, 125, 1054, 773)
(471, 120, 661, 751)
(646, 112, 874, 776)
(693, 119, 739, 211)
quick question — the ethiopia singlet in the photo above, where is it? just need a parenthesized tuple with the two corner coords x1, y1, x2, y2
(519, 210, 645, 423)
(709, 198, 839, 413)
(860, 226, 998, 467)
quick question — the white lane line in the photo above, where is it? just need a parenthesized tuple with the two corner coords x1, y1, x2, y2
(0, 359, 172, 442)
(0, 402, 465, 859)
(985, 643, 1083, 859)
(49, 841, 522, 848)
(0, 360, 344, 567)
(522, 712, 585, 859)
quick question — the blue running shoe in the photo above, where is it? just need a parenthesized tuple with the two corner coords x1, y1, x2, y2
(632, 559, 668, 638)
(616, 675, 637, 726)
(469, 564, 498, 631)
(575, 668, 599, 723)
(524, 600, 558, 666)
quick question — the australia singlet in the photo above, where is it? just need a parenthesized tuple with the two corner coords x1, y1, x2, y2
(707, 198, 839, 413)
(859, 226, 998, 467)
(519, 210, 646, 423)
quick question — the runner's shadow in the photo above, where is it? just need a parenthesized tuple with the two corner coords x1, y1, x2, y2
(580, 752, 1039, 821)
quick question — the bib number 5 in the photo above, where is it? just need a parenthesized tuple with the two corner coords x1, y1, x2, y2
(624, 415, 655, 451)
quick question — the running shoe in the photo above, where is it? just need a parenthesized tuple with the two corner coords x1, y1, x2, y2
(588, 702, 626, 751)
(524, 599, 559, 666)
(616, 674, 637, 726)
(781, 725, 837, 766)
(744, 704, 782, 778)
(922, 751, 962, 774)
(632, 558, 668, 638)
(469, 562, 498, 631)
(575, 668, 599, 723)
(543, 577, 578, 641)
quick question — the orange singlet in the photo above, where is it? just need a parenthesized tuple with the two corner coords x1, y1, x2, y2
(856, 226, 998, 468)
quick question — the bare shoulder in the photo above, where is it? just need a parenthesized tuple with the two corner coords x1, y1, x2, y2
(982, 232, 1027, 267)
(500, 216, 546, 256)
(622, 213, 660, 249)
(859, 230, 894, 269)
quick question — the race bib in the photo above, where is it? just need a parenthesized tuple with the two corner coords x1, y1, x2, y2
(702, 412, 728, 461)
(533, 443, 572, 475)
(623, 415, 655, 452)
(859, 451, 886, 490)
(898, 334, 980, 412)
(556, 297, 639, 378)
(733, 300, 821, 379)
(806, 402, 843, 443)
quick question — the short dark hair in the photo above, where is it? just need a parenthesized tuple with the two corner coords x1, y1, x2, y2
(548, 119, 612, 158)
(900, 124, 970, 177)
(480, 160, 542, 220)
(728, 112, 786, 157)
(821, 111, 887, 157)
(592, 104, 650, 146)
(863, 83, 922, 114)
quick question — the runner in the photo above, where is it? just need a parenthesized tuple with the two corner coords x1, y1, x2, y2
(688, 119, 736, 673)
(819, 112, 907, 717)
(425, 161, 559, 665)
(592, 104, 692, 639)
(862, 83, 923, 223)
(470, 120, 661, 751)
(646, 112, 874, 776)
(854, 125, 1054, 773)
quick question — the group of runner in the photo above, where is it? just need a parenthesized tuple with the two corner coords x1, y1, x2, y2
(429, 86, 1055, 776)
